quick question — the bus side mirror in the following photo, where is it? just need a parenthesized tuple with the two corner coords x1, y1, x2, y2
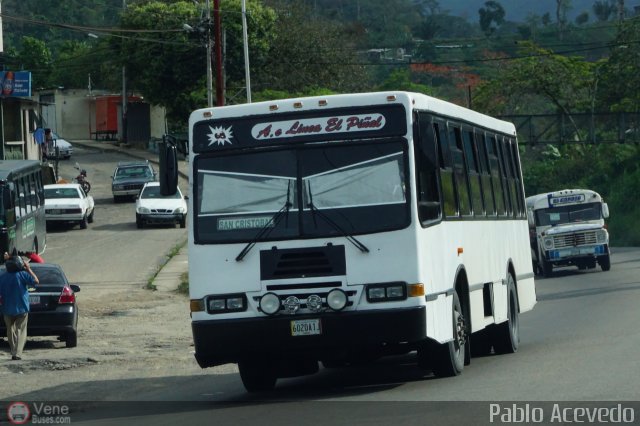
(158, 139, 178, 196)
(602, 203, 609, 219)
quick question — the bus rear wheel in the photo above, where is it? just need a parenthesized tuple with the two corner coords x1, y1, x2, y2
(429, 291, 466, 377)
(492, 274, 519, 354)
(238, 359, 277, 393)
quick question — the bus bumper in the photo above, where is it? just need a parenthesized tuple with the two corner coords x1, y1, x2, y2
(192, 306, 426, 368)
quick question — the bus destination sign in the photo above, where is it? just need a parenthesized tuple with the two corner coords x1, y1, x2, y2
(251, 114, 385, 140)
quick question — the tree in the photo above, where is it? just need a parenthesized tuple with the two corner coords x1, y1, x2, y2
(593, 0, 616, 21)
(3, 37, 54, 89)
(555, 0, 571, 39)
(575, 11, 589, 25)
(255, 2, 370, 96)
(117, 0, 276, 124)
(478, 1, 506, 36)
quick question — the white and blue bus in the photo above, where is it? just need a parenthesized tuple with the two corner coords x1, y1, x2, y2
(160, 91, 536, 392)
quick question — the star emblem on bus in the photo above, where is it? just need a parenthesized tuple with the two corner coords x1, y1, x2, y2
(207, 125, 233, 146)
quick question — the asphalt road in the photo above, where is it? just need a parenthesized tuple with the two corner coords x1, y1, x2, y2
(42, 146, 188, 288)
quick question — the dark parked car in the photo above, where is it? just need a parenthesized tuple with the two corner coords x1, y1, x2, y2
(111, 160, 157, 202)
(0, 263, 80, 348)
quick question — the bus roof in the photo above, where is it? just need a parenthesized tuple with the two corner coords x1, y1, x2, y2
(526, 189, 603, 210)
(190, 91, 517, 137)
(0, 160, 42, 180)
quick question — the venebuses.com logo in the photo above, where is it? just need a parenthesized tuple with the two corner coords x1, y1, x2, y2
(6, 401, 72, 424)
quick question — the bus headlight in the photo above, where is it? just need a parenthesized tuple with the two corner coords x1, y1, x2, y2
(596, 229, 608, 244)
(206, 294, 247, 314)
(366, 282, 407, 303)
(259, 292, 280, 315)
(543, 237, 554, 250)
(327, 289, 347, 311)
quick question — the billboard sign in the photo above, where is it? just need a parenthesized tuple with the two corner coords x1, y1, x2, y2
(1, 71, 32, 97)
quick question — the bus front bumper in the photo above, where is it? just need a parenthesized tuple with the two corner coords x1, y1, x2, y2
(192, 306, 426, 368)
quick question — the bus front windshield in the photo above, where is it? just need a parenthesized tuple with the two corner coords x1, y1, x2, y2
(535, 202, 602, 226)
(194, 140, 410, 243)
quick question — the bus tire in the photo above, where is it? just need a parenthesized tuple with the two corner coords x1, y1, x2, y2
(599, 254, 611, 271)
(238, 359, 277, 393)
(492, 275, 519, 354)
(431, 291, 465, 377)
(542, 260, 553, 278)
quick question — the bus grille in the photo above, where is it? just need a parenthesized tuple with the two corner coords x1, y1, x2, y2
(553, 231, 598, 248)
(260, 245, 346, 280)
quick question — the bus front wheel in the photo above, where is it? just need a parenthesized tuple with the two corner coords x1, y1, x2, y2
(428, 290, 466, 377)
(238, 359, 277, 393)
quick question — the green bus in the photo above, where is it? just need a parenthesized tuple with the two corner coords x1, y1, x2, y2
(0, 160, 47, 258)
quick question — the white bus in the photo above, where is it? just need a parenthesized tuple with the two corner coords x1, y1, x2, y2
(526, 189, 611, 277)
(160, 91, 536, 392)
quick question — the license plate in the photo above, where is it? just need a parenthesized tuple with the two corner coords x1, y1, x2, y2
(290, 319, 322, 336)
(29, 295, 40, 304)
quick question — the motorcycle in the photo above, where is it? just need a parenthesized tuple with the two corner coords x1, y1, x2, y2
(74, 162, 91, 194)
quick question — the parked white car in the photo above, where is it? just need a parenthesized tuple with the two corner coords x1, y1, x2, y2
(135, 182, 187, 228)
(44, 183, 95, 229)
(49, 133, 73, 159)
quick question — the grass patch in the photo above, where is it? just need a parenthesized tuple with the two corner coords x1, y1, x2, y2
(145, 239, 187, 290)
(177, 272, 189, 295)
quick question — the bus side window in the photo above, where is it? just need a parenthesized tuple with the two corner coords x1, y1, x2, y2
(509, 140, 526, 217)
(487, 134, 507, 216)
(462, 128, 484, 217)
(450, 125, 472, 217)
(477, 131, 496, 217)
(415, 114, 442, 224)
(434, 121, 458, 218)
(499, 137, 516, 217)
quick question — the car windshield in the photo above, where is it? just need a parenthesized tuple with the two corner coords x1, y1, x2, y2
(45, 188, 79, 199)
(116, 167, 152, 178)
(140, 185, 181, 199)
(194, 140, 409, 243)
(535, 202, 602, 226)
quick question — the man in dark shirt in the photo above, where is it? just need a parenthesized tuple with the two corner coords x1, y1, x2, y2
(0, 252, 39, 360)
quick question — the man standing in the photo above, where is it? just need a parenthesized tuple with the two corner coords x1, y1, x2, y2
(0, 253, 39, 360)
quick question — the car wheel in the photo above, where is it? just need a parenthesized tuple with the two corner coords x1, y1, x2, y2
(65, 330, 78, 348)
(88, 208, 95, 223)
(179, 217, 186, 229)
(113, 195, 120, 203)
(136, 214, 144, 229)
(79, 215, 88, 229)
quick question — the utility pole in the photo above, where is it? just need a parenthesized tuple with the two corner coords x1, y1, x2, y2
(214, 0, 224, 106)
(205, 0, 213, 107)
(241, 0, 251, 103)
(122, 0, 127, 144)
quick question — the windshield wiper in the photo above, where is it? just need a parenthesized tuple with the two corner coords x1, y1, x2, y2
(306, 185, 369, 254)
(236, 182, 292, 262)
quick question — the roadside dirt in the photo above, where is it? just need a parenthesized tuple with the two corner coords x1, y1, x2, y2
(0, 284, 237, 400)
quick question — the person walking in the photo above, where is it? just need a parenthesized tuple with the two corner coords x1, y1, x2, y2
(0, 252, 39, 360)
